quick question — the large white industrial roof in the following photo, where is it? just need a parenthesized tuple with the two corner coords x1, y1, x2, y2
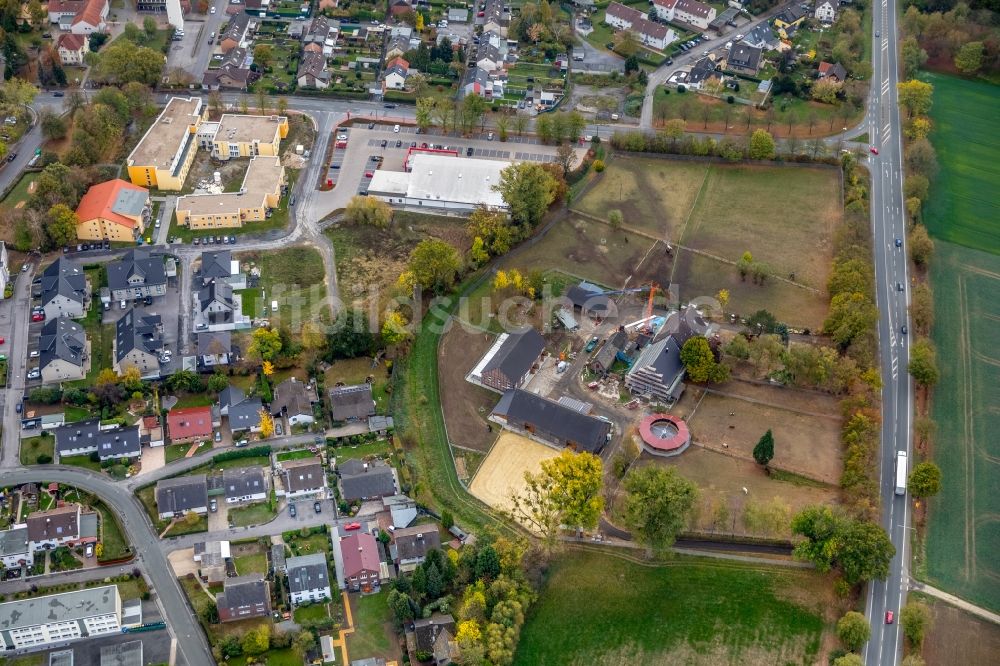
(369, 154, 509, 208)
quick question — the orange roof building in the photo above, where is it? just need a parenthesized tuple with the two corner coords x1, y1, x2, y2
(75, 179, 151, 242)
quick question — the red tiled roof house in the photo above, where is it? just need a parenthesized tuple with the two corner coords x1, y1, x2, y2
(167, 406, 215, 444)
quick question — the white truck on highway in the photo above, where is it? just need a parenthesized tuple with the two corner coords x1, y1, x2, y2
(895, 451, 908, 495)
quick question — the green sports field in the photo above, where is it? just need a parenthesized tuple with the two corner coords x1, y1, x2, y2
(514, 549, 827, 665)
(925, 242, 1000, 612)
(922, 72, 1000, 255)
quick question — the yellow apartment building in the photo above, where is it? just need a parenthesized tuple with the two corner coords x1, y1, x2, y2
(75, 179, 151, 242)
(211, 114, 289, 161)
(126, 97, 205, 191)
(175, 156, 286, 230)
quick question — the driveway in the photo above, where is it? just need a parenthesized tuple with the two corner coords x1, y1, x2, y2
(208, 502, 229, 532)
(140, 444, 166, 475)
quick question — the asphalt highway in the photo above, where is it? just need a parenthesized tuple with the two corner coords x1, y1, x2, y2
(862, 0, 913, 663)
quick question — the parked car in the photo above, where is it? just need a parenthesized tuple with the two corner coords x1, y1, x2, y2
(345, 522, 361, 531)
(367, 122, 374, 129)
(209, 499, 218, 512)
(289, 503, 297, 517)
(215, 431, 222, 442)
(393, 124, 400, 133)
(31, 312, 44, 322)
(380, 139, 388, 147)
(29, 350, 39, 358)
(15, 403, 22, 413)
(314, 501, 322, 513)
(85, 544, 94, 557)
(27, 369, 40, 379)
(120, 300, 127, 309)
(466, 147, 474, 156)
(585, 336, 600, 353)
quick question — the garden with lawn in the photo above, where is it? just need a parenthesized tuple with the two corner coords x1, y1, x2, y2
(229, 502, 278, 528)
(20, 435, 54, 465)
(346, 590, 396, 662)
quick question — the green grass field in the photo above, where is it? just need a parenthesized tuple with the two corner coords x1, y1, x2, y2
(233, 551, 268, 575)
(922, 72, 1000, 255)
(96, 502, 130, 560)
(228, 502, 277, 528)
(924, 241, 1000, 612)
(515, 549, 827, 665)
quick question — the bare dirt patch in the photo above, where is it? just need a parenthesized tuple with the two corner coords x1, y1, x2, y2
(922, 598, 1000, 666)
(469, 432, 560, 517)
(438, 324, 503, 453)
(633, 446, 839, 538)
(504, 216, 666, 291)
(574, 156, 710, 240)
(686, 385, 843, 484)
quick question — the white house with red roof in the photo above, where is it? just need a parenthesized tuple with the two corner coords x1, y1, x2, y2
(605, 2, 677, 51)
(340, 532, 381, 592)
(56, 33, 88, 65)
(48, 0, 107, 33)
(651, 0, 716, 30)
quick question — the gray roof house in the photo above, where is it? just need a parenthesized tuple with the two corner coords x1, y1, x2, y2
(200, 250, 234, 284)
(222, 466, 268, 503)
(565, 281, 612, 316)
(40, 257, 88, 320)
(410, 614, 458, 666)
(219, 386, 263, 433)
(624, 336, 685, 403)
(272, 377, 316, 425)
(113, 309, 162, 378)
(198, 330, 233, 367)
(338, 458, 396, 502)
(298, 50, 331, 89)
(469, 327, 545, 393)
(490, 389, 612, 454)
(54, 418, 141, 461)
(0, 526, 32, 568)
(216, 574, 271, 622)
(740, 23, 780, 51)
(107, 249, 167, 301)
(155, 475, 209, 519)
(329, 383, 376, 422)
(726, 43, 763, 75)
(392, 524, 441, 571)
(286, 552, 332, 605)
(38, 317, 88, 385)
(199, 281, 237, 327)
(447, 7, 468, 21)
(281, 457, 327, 498)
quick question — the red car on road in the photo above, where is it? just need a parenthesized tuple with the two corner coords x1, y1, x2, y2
(344, 522, 361, 531)
(885, 610, 894, 624)
(870, 146, 879, 155)
(31, 312, 44, 322)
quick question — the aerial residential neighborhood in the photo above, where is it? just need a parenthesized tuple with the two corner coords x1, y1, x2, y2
(0, 0, 994, 663)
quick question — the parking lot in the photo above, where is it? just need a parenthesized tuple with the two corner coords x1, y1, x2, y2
(323, 123, 585, 204)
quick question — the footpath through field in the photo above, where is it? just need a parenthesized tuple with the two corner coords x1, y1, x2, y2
(910, 580, 1000, 626)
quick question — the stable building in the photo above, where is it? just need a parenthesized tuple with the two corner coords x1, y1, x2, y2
(467, 327, 545, 393)
(490, 389, 612, 453)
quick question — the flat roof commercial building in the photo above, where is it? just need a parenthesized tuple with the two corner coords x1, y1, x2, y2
(367, 153, 509, 212)
(0, 585, 121, 650)
(175, 156, 286, 230)
(126, 97, 205, 191)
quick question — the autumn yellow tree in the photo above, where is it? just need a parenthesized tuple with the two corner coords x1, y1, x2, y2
(262, 360, 274, 377)
(120, 365, 143, 392)
(381, 310, 411, 346)
(300, 321, 326, 351)
(415, 12, 424, 31)
(96, 368, 118, 386)
(715, 289, 729, 311)
(259, 409, 275, 438)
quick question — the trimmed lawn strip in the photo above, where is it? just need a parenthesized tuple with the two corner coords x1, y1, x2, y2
(328, 440, 392, 462)
(346, 590, 394, 660)
(233, 552, 268, 575)
(163, 514, 209, 537)
(229, 502, 278, 528)
(276, 449, 316, 462)
(292, 602, 329, 624)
